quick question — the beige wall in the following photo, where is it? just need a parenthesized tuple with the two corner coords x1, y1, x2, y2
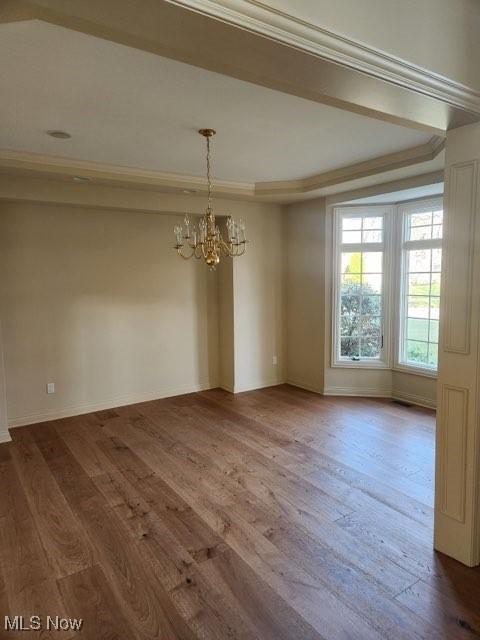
(0, 202, 219, 426)
(0, 171, 438, 433)
(392, 371, 437, 409)
(233, 206, 286, 392)
(286, 198, 325, 392)
(217, 220, 235, 392)
(0, 179, 284, 429)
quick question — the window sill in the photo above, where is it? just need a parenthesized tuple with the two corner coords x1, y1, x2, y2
(393, 364, 438, 379)
(332, 360, 390, 370)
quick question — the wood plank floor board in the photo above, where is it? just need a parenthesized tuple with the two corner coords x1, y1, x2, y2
(57, 565, 138, 640)
(96, 420, 389, 637)
(203, 390, 433, 506)
(8, 441, 95, 580)
(32, 434, 200, 640)
(0, 460, 76, 639)
(395, 578, 480, 639)
(2, 385, 480, 639)
(184, 395, 433, 531)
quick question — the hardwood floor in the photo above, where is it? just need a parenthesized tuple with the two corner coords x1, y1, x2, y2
(1, 384, 480, 639)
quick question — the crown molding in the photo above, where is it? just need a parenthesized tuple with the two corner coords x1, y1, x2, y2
(0, 139, 444, 202)
(0, 150, 256, 198)
(167, 0, 480, 114)
(255, 136, 445, 196)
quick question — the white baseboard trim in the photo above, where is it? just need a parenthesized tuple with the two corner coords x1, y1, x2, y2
(285, 378, 323, 394)
(233, 378, 285, 393)
(392, 390, 436, 410)
(323, 385, 392, 398)
(7, 381, 217, 429)
(324, 385, 436, 409)
(5, 378, 436, 431)
(219, 384, 234, 393)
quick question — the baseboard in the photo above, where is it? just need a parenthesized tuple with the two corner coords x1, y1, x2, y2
(5, 378, 436, 431)
(233, 378, 286, 393)
(7, 381, 217, 429)
(285, 378, 323, 394)
(392, 390, 436, 410)
(323, 385, 436, 409)
(323, 385, 392, 398)
(219, 384, 234, 393)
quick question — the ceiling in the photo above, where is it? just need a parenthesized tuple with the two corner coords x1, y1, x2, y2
(0, 19, 440, 195)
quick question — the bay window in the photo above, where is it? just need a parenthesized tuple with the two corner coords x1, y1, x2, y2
(333, 197, 443, 374)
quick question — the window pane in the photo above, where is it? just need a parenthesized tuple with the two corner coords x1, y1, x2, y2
(342, 230, 361, 243)
(407, 340, 428, 364)
(341, 274, 361, 291)
(361, 337, 381, 358)
(342, 217, 362, 230)
(409, 249, 431, 272)
(341, 337, 359, 358)
(428, 344, 439, 368)
(362, 252, 382, 273)
(430, 297, 440, 320)
(362, 273, 382, 294)
(430, 273, 441, 296)
(341, 252, 361, 274)
(408, 296, 430, 318)
(408, 273, 430, 296)
(410, 212, 432, 227)
(407, 318, 429, 341)
(361, 316, 381, 337)
(432, 248, 442, 272)
(429, 319, 439, 343)
(400, 203, 442, 372)
(337, 212, 385, 363)
(341, 295, 360, 315)
(361, 295, 381, 315)
(341, 315, 359, 337)
(410, 226, 432, 241)
(363, 216, 383, 229)
(362, 229, 382, 243)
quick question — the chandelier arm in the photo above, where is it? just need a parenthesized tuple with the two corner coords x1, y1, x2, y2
(177, 245, 195, 260)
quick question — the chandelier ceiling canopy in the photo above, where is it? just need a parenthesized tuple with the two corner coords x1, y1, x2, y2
(173, 129, 247, 268)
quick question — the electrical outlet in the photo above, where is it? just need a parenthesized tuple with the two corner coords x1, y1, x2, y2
(272, 355, 278, 366)
(46, 382, 55, 394)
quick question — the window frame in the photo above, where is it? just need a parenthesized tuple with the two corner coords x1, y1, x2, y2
(393, 197, 443, 378)
(332, 205, 393, 369)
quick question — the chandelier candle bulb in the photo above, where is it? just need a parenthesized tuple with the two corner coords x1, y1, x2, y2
(173, 129, 247, 268)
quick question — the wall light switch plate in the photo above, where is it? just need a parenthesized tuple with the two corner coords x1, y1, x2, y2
(46, 382, 55, 394)
(272, 355, 278, 366)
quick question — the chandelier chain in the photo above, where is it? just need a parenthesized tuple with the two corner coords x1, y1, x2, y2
(206, 135, 212, 207)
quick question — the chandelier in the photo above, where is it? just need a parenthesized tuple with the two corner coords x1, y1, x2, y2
(173, 129, 247, 268)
